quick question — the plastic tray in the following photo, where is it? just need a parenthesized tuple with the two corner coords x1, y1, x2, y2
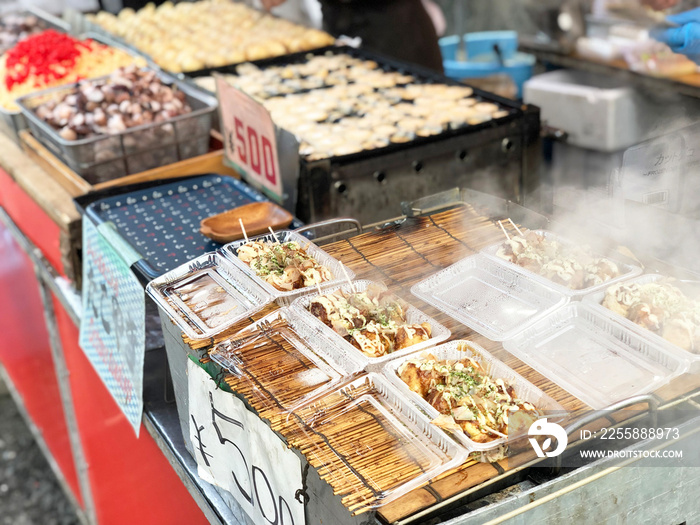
(383, 340, 565, 454)
(285, 373, 465, 513)
(503, 303, 689, 410)
(17, 67, 216, 185)
(583, 274, 700, 370)
(481, 230, 643, 298)
(145, 252, 272, 340)
(411, 254, 568, 341)
(220, 230, 354, 306)
(291, 280, 451, 370)
(210, 307, 365, 414)
(0, 7, 72, 143)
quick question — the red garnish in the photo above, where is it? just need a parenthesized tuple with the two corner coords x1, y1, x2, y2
(3, 30, 106, 91)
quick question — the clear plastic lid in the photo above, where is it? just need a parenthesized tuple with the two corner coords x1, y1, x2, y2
(209, 307, 365, 424)
(290, 280, 451, 370)
(219, 230, 354, 306)
(411, 254, 568, 341)
(284, 373, 465, 515)
(146, 252, 272, 340)
(481, 230, 643, 297)
(382, 340, 566, 454)
(583, 273, 700, 370)
(503, 303, 689, 410)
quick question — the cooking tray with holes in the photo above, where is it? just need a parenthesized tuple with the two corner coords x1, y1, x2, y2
(74, 174, 303, 283)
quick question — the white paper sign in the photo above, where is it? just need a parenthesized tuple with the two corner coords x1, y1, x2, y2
(187, 360, 305, 525)
(79, 218, 145, 435)
(216, 76, 284, 203)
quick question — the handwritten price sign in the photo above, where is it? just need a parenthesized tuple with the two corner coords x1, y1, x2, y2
(78, 218, 145, 435)
(216, 76, 284, 203)
(188, 360, 305, 525)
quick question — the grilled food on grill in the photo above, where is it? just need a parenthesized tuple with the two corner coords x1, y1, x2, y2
(398, 345, 539, 443)
(237, 239, 332, 291)
(495, 231, 620, 290)
(194, 53, 511, 160)
(602, 279, 700, 353)
(308, 283, 431, 358)
(88, 0, 334, 72)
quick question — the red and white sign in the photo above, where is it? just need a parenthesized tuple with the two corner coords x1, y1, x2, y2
(216, 76, 283, 202)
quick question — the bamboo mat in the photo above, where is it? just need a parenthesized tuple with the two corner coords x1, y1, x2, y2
(183, 203, 700, 523)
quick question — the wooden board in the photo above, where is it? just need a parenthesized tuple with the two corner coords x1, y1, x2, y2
(19, 130, 241, 198)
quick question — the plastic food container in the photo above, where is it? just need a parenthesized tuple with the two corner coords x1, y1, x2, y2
(17, 67, 217, 184)
(285, 373, 466, 514)
(583, 274, 700, 371)
(411, 254, 568, 341)
(481, 229, 643, 298)
(145, 252, 272, 340)
(210, 307, 365, 417)
(0, 7, 72, 142)
(382, 340, 566, 456)
(220, 230, 354, 306)
(291, 280, 451, 370)
(503, 303, 689, 410)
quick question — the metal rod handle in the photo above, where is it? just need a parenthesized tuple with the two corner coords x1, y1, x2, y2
(293, 217, 362, 236)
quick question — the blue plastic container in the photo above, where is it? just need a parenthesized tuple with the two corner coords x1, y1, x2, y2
(439, 31, 535, 98)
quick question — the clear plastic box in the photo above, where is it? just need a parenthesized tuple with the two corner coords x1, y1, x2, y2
(481, 230, 643, 298)
(146, 252, 272, 340)
(411, 254, 568, 341)
(284, 373, 466, 514)
(17, 68, 216, 185)
(382, 340, 566, 456)
(210, 307, 365, 420)
(583, 274, 700, 371)
(220, 230, 354, 306)
(290, 280, 451, 370)
(503, 303, 689, 410)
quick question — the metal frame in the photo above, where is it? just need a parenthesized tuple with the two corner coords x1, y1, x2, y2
(0, 208, 95, 523)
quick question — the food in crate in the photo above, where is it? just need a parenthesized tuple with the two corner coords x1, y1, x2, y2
(205, 59, 508, 160)
(495, 231, 620, 290)
(30, 66, 192, 141)
(602, 279, 700, 353)
(236, 238, 333, 291)
(308, 283, 432, 358)
(87, 0, 334, 72)
(397, 343, 540, 443)
(0, 31, 144, 110)
(0, 13, 48, 55)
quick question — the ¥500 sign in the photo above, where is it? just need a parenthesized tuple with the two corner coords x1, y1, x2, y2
(216, 76, 283, 203)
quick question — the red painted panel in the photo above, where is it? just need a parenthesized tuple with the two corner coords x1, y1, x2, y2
(0, 225, 83, 506)
(52, 298, 208, 525)
(0, 168, 65, 274)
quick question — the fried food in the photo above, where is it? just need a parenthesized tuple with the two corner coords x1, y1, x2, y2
(308, 283, 432, 358)
(602, 279, 700, 353)
(398, 344, 539, 443)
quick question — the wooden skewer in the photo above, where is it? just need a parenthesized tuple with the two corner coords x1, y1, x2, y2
(508, 217, 524, 236)
(497, 220, 510, 241)
(268, 226, 281, 244)
(340, 263, 355, 292)
(239, 218, 249, 243)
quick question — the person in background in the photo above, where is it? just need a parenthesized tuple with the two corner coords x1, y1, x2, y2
(260, 0, 445, 72)
(650, 2, 700, 60)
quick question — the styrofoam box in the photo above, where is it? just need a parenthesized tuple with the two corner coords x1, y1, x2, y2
(524, 69, 700, 152)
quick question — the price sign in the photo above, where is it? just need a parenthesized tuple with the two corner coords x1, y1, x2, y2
(79, 218, 145, 436)
(188, 360, 305, 525)
(217, 76, 284, 203)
